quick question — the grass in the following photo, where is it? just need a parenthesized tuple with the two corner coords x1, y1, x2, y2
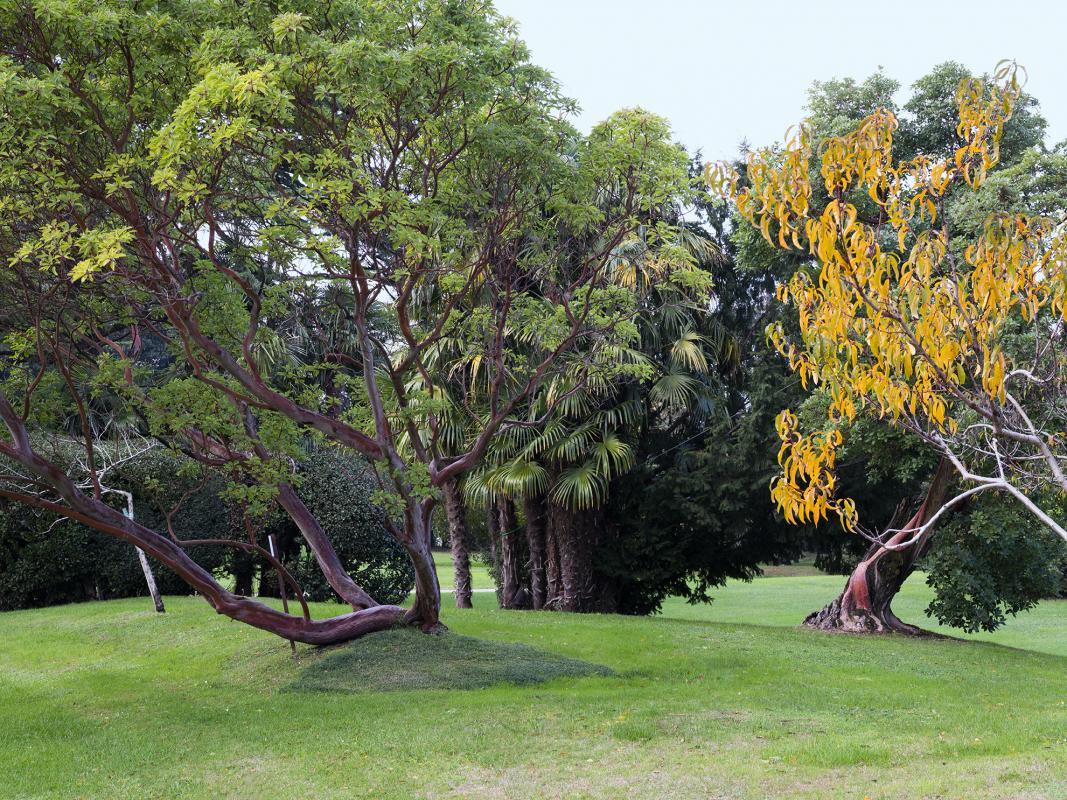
(433, 549, 495, 590)
(0, 575, 1065, 799)
(294, 628, 611, 693)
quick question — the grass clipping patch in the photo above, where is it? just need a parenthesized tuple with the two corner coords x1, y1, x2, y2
(291, 629, 612, 692)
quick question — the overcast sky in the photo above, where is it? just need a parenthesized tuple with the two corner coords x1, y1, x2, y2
(492, 0, 1067, 161)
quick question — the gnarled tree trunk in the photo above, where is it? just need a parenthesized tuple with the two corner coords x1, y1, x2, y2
(805, 457, 955, 634)
(443, 476, 473, 609)
(277, 483, 379, 609)
(403, 504, 444, 632)
(0, 397, 409, 646)
(524, 493, 547, 609)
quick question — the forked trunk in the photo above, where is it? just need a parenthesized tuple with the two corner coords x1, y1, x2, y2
(0, 396, 417, 646)
(277, 483, 379, 609)
(403, 505, 445, 632)
(524, 493, 547, 609)
(805, 458, 955, 634)
(443, 477, 473, 608)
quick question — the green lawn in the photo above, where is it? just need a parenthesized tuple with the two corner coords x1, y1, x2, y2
(1, 576, 1065, 799)
(433, 549, 495, 591)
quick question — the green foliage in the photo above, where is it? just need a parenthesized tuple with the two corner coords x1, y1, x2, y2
(604, 366, 803, 615)
(292, 628, 611, 693)
(924, 495, 1067, 633)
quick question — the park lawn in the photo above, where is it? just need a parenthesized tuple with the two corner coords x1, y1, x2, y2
(0, 577, 1064, 799)
(433, 549, 496, 591)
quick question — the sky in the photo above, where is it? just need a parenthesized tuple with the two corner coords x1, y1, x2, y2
(492, 0, 1067, 161)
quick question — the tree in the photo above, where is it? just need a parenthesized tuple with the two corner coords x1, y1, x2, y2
(0, 0, 696, 643)
(708, 62, 1067, 632)
(460, 193, 727, 612)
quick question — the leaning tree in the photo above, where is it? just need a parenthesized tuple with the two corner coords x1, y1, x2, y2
(0, 0, 697, 643)
(708, 63, 1067, 632)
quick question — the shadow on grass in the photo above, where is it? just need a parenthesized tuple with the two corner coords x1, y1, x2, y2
(289, 628, 613, 693)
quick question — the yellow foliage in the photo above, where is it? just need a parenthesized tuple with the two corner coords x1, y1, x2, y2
(708, 62, 1067, 530)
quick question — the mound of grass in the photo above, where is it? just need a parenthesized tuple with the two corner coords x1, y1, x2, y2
(291, 628, 612, 692)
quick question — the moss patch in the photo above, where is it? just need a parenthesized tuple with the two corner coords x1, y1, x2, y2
(290, 628, 612, 692)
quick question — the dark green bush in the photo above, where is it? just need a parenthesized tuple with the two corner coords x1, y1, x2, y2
(283, 448, 414, 606)
(924, 493, 1067, 632)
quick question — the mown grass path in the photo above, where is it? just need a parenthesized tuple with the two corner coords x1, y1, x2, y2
(0, 576, 1064, 799)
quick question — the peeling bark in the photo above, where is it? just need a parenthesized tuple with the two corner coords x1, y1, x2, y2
(805, 458, 955, 634)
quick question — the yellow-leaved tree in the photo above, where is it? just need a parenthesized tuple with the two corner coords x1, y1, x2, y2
(707, 63, 1067, 632)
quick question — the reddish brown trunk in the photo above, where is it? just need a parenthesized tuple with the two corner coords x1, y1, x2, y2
(277, 483, 378, 609)
(524, 493, 547, 609)
(497, 499, 529, 609)
(0, 397, 410, 645)
(443, 477, 473, 609)
(805, 457, 955, 634)
(403, 505, 444, 632)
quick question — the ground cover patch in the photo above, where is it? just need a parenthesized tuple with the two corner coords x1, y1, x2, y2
(291, 627, 612, 693)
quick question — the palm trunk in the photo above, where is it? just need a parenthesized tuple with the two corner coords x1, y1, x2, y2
(550, 504, 620, 613)
(497, 499, 529, 609)
(552, 503, 595, 612)
(443, 477, 473, 609)
(524, 493, 547, 609)
(805, 457, 955, 633)
(544, 505, 562, 607)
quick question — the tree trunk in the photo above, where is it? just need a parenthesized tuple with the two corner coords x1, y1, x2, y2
(524, 493, 547, 610)
(443, 477, 473, 609)
(497, 499, 529, 609)
(544, 504, 562, 607)
(277, 483, 379, 609)
(403, 503, 445, 633)
(119, 492, 164, 613)
(232, 552, 254, 597)
(552, 503, 596, 612)
(0, 396, 412, 645)
(135, 547, 165, 613)
(805, 457, 955, 634)
(550, 504, 621, 613)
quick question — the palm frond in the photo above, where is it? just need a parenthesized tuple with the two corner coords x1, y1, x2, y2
(550, 461, 608, 510)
